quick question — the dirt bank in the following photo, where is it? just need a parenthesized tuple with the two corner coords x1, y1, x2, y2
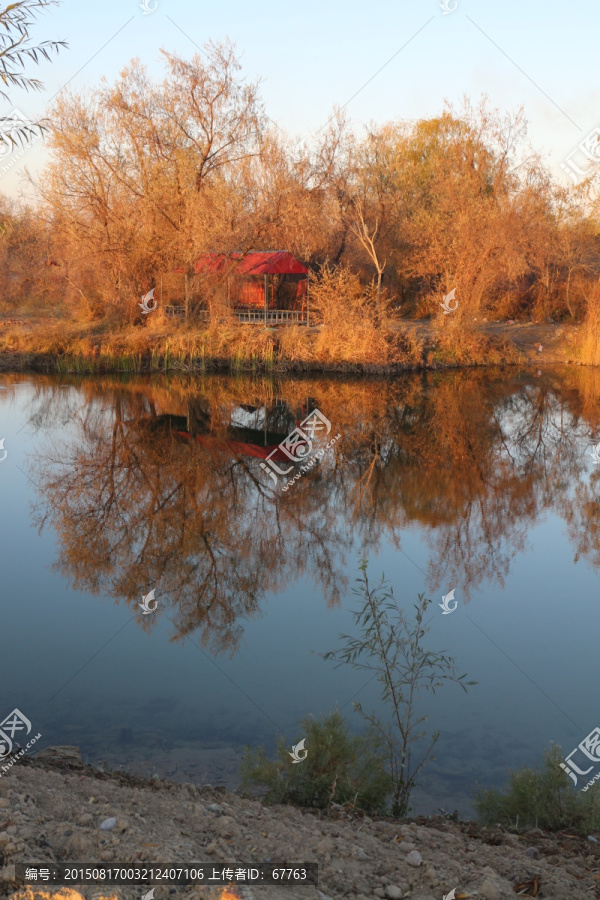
(405, 320, 583, 366)
(1, 747, 599, 900)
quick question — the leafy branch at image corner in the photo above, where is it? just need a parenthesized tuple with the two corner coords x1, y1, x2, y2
(0, 1, 67, 149)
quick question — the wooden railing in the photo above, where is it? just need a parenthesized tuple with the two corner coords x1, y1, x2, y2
(165, 306, 209, 320)
(233, 308, 305, 324)
(165, 306, 305, 325)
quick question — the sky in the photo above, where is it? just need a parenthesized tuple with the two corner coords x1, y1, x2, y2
(1, 0, 599, 199)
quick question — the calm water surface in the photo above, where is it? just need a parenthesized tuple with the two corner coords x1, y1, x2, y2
(2, 368, 600, 816)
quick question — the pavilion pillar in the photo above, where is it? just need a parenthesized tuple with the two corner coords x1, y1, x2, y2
(184, 269, 191, 321)
(264, 274, 268, 326)
(306, 275, 310, 327)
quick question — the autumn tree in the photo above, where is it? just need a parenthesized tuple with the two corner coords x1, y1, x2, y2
(391, 102, 554, 319)
(38, 41, 266, 320)
(341, 123, 406, 298)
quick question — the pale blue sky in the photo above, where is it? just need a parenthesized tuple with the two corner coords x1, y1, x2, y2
(1, 0, 599, 198)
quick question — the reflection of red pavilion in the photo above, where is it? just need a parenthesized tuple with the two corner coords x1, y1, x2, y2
(142, 399, 317, 464)
(175, 430, 292, 464)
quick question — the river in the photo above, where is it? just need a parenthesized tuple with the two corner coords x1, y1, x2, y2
(2, 367, 599, 817)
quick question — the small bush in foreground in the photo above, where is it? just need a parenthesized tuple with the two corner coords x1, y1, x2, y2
(474, 743, 600, 833)
(238, 709, 391, 814)
(322, 562, 475, 818)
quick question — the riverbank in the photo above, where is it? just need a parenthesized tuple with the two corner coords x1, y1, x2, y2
(2, 747, 600, 900)
(0, 314, 586, 374)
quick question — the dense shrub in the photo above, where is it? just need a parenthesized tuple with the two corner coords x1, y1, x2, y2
(239, 709, 392, 814)
(474, 743, 600, 833)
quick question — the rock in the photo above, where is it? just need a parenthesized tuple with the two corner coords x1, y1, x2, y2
(524, 846, 539, 858)
(588, 835, 598, 842)
(353, 845, 370, 859)
(384, 887, 403, 900)
(76, 813, 93, 826)
(206, 803, 223, 813)
(33, 746, 84, 768)
(99, 817, 116, 831)
(405, 849, 422, 867)
(479, 880, 501, 900)
(0, 799, 9, 808)
(215, 816, 238, 837)
(65, 833, 91, 855)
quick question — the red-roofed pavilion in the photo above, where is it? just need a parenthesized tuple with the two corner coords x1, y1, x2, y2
(173, 251, 310, 325)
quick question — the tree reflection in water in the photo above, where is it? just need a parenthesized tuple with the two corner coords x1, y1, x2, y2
(23, 368, 600, 655)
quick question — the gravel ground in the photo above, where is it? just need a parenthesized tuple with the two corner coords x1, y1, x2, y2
(400, 320, 583, 365)
(1, 748, 600, 900)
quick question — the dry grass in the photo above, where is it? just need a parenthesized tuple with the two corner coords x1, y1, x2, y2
(309, 264, 422, 366)
(0, 269, 426, 372)
(580, 285, 600, 366)
(0, 273, 579, 373)
(0, 316, 279, 372)
(432, 317, 520, 366)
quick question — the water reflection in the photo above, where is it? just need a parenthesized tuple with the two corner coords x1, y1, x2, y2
(20, 367, 600, 661)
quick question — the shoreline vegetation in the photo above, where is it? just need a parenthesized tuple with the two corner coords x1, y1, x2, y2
(0, 311, 587, 375)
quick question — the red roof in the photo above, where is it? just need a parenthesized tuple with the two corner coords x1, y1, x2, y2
(193, 251, 308, 276)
